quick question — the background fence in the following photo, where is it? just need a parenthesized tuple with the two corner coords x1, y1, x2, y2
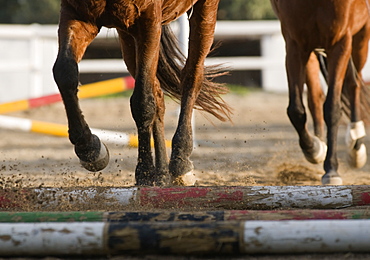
(2, 20, 370, 103)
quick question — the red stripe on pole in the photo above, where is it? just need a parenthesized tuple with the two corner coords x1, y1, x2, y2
(360, 192, 370, 206)
(123, 76, 135, 89)
(29, 94, 62, 108)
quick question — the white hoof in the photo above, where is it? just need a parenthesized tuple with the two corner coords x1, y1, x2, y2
(321, 171, 343, 185)
(347, 143, 367, 169)
(304, 136, 327, 164)
(171, 171, 197, 186)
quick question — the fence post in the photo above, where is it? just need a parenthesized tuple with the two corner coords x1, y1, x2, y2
(260, 33, 287, 92)
(29, 24, 44, 98)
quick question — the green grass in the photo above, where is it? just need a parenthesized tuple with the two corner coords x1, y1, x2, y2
(93, 84, 259, 99)
(226, 84, 260, 96)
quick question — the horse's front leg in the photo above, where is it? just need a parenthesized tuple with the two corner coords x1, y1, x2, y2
(322, 36, 352, 185)
(169, 0, 220, 185)
(53, 10, 109, 172)
(285, 44, 327, 166)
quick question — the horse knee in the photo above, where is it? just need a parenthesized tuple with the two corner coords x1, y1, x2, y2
(53, 55, 79, 93)
(287, 104, 307, 129)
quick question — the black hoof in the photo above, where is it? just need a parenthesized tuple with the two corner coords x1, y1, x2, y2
(75, 134, 110, 172)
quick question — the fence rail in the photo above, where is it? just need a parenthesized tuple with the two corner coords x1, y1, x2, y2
(3, 20, 370, 103)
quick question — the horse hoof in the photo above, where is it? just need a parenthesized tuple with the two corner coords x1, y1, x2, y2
(77, 136, 110, 172)
(171, 171, 197, 186)
(321, 171, 342, 185)
(347, 143, 367, 169)
(303, 136, 327, 164)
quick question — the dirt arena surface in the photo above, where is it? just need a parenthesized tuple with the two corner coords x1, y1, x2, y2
(1, 89, 370, 191)
(1, 90, 370, 259)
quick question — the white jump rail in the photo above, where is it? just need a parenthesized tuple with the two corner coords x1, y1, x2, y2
(1, 220, 370, 255)
(0, 20, 288, 104)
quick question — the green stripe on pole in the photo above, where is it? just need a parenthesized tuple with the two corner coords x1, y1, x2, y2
(0, 211, 105, 223)
(1, 209, 370, 223)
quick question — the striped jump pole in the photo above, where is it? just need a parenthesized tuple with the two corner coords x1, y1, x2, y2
(0, 76, 135, 114)
(0, 209, 370, 223)
(0, 115, 171, 147)
(1, 185, 370, 210)
(0, 115, 142, 146)
(1, 219, 370, 255)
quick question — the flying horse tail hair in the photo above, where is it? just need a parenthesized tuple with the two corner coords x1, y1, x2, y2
(157, 24, 232, 122)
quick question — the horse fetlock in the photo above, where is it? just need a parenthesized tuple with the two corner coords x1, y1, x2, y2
(75, 134, 109, 172)
(345, 121, 366, 148)
(321, 170, 343, 185)
(302, 136, 327, 164)
(345, 121, 367, 168)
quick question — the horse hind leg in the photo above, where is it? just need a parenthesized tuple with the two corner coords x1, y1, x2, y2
(305, 52, 327, 164)
(344, 58, 367, 168)
(118, 30, 169, 185)
(169, 0, 220, 186)
(53, 15, 109, 172)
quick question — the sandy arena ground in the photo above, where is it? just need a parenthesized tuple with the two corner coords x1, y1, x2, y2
(1, 90, 370, 259)
(1, 90, 370, 191)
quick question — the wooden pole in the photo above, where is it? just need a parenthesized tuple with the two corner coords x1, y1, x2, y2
(1, 186, 369, 210)
(1, 220, 370, 255)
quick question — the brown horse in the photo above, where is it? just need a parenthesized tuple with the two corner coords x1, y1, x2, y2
(52, 0, 231, 186)
(271, 0, 370, 185)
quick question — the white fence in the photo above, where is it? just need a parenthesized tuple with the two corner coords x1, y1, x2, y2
(2, 21, 370, 103)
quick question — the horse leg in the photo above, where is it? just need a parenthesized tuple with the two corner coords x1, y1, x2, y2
(52, 9, 109, 172)
(285, 43, 326, 165)
(322, 35, 353, 185)
(125, 9, 169, 186)
(169, 0, 219, 185)
(344, 24, 370, 168)
(118, 30, 169, 186)
(306, 52, 326, 141)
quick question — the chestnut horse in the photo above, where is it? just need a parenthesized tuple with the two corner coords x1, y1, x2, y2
(53, 0, 231, 186)
(271, 0, 370, 185)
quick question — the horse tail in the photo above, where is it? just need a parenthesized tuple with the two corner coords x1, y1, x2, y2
(356, 72, 370, 125)
(316, 52, 370, 125)
(156, 24, 232, 122)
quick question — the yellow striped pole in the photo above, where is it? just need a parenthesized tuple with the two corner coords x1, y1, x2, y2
(0, 115, 171, 148)
(0, 76, 135, 114)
